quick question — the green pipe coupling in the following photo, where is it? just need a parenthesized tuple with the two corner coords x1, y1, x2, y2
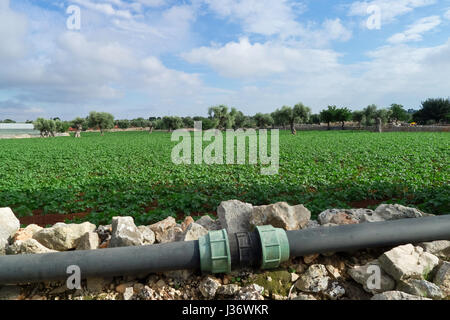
(199, 226, 290, 273)
(256, 225, 290, 269)
(199, 229, 232, 274)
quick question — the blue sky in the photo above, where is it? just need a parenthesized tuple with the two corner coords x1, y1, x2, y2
(0, 0, 449, 121)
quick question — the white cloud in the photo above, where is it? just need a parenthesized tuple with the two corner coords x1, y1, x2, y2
(101, 0, 167, 13)
(109, 4, 197, 54)
(0, 1, 207, 120)
(0, 0, 28, 60)
(134, 0, 166, 7)
(323, 19, 353, 42)
(160, 4, 196, 35)
(352, 40, 450, 105)
(299, 18, 353, 47)
(0, 29, 202, 111)
(72, 0, 133, 19)
(388, 16, 441, 44)
(182, 38, 342, 78)
(349, 0, 437, 23)
(0, 100, 44, 119)
(202, 0, 302, 38)
(57, 32, 136, 68)
(1, 0, 450, 121)
(314, 40, 450, 108)
(183, 35, 450, 114)
(140, 56, 201, 88)
(445, 9, 450, 20)
(111, 19, 167, 38)
(201, 1, 352, 46)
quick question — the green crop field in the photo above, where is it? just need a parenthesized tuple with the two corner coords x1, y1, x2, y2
(0, 130, 448, 226)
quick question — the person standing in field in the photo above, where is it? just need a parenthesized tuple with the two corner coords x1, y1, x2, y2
(75, 124, 82, 138)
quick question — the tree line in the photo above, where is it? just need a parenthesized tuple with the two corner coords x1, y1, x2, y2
(27, 97, 449, 137)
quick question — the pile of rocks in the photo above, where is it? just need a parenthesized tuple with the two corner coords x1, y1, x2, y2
(0, 202, 449, 301)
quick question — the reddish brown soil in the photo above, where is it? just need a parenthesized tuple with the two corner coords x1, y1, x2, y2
(144, 199, 159, 213)
(347, 199, 388, 208)
(16, 197, 410, 227)
(19, 212, 89, 227)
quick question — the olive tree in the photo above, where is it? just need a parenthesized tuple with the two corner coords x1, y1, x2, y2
(253, 113, 274, 128)
(273, 103, 311, 135)
(162, 116, 183, 132)
(182, 117, 194, 129)
(413, 98, 450, 124)
(320, 105, 338, 130)
(362, 104, 378, 126)
(271, 109, 288, 129)
(335, 107, 352, 130)
(375, 108, 393, 125)
(309, 114, 321, 125)
(34, 118, 56, 137)
(116, 119, 131, 129)
(233, 111, 246, 129)
(352, 111, 364, 128)
(208, 105, 238, 130)
(88, 111, 114, 135)
(390, 104, 409, 124)
(130, 118, 150, 128)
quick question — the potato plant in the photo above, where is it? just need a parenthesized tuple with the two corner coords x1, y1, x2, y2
(0, 130, 448, 226)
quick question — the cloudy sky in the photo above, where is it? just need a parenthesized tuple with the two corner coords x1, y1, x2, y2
(0, 0, 449, 121)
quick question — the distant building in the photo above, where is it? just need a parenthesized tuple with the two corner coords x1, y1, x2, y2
(0, 123, 34, 130)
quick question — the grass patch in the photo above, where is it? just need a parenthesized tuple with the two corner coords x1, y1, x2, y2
(251, 270, 292, 296)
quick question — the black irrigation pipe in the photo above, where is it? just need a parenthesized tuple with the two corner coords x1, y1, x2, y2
(0, 241, 200, 284)
(0, 215, 449, 285)
(286, 215, 450, 256)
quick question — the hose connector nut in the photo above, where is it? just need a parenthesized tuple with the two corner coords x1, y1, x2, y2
(199, 229, 231, 274)
(256, 225, 290, 269)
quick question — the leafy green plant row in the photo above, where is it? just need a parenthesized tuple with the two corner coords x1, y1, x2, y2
(0, 131, 448, 226)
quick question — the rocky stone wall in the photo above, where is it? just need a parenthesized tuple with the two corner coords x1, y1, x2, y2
(0, 203, 449, 301)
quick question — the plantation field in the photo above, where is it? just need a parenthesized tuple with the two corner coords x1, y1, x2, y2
(0, 130, 448, 226)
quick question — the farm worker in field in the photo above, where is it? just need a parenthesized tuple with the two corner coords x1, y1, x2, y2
(75, 124, 82, 138)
